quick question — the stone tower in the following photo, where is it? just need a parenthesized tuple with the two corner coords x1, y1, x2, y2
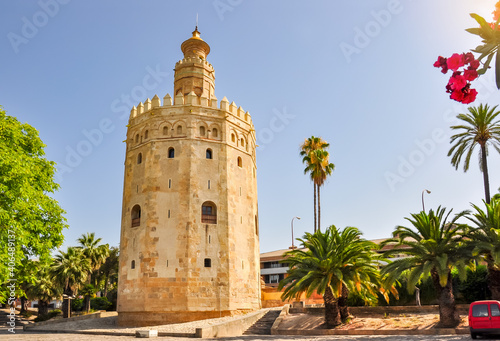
(117, 28, 260, 327)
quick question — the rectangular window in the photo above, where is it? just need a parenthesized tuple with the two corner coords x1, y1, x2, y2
(208, 180, 211, 189)
(167, 260, 169, 267)
(168, 210, 170, 218)
(472, 304, 489, 317)
(204, 258, 211, 268)
(492, 304, 500, 317)
(168, 179, 171, 188)
(270, 274, 279, 283)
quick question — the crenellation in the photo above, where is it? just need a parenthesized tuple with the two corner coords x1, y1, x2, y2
(237, 106, 244, 117)
(186, 91, 197, 105)
(220, 97, 229, 111)
(210, 95, 218, 109)
(130, 106, 137, 119)
(138, 102, 144, 115)
(229, 101, 237, 114)
(174, 93, 184, 105)
(163, 94, 172, 106)
(152, 95, 161, 108)
(144, 98, 152, 111)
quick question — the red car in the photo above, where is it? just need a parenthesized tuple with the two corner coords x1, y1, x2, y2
(469, 300, 500, 339)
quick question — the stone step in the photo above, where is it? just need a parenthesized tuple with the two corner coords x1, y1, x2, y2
(243, 309, 281, 335)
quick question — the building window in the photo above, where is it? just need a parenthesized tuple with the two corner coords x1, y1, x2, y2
(200, 126, 205, 136)
(208, 180, 211, 189)
(177, 125, 182, 135)
(241, 138, 245, 147)
(135, 134, 139, 143)
(237, 157, 242, 167)
(201, 202, 217, 224)
(131, 205, 141, 227)
(168, 209, 170, 218)
(168, 179, 172, 189)
(168, 148, 175, 158)
(137, 153, 142, 164)
(144, 130, 149, 139)
(204, 258, 211, 268)
(231, 133, 235, 143)
(163, 126, 169, 135)
(131, 260, 136, 269)
(212, 128, 218, 138)
(206, 149, 212, 159)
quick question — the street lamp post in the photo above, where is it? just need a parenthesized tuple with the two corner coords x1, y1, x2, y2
(291, 216, 301, 249)
(422, 189, 431, 212)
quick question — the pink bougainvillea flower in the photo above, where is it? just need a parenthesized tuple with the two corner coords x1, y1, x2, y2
(464, 52, 475, 64)
(447, 53, 465, 71)
(450, 89, 465, 102)
(464, 68, 478, 81)
(462, 87, 478, 104)
(448, 72, 467, 90)
(469, 59, 480, 69)
(433, 56, 448, 74)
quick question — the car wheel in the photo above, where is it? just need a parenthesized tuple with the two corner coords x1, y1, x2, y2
(470, 332, 477, 339)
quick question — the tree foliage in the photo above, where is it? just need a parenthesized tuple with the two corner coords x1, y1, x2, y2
(0, 107, 67, 301)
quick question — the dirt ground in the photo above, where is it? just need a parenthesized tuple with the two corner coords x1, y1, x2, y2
(278, 313, 469, 330)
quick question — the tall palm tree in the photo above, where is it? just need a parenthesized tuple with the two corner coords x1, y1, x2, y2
(381, 207, 472, 328)
(99, 246, 119, 298)
(77, 232, 109, 285)
(448, 103, 500, 204)
(51, 247, 91, 318)
(300, 136, 334, 232)
(278, 226, 382, 327)
(464, 199, 500, 300)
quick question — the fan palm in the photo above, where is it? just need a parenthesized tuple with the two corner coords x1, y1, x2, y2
(26, 263, 61, 316)
(381, 207, 472, 327)
(51, 247, 91, 318)
(300, 136, 335, 232)
(77, 232, 110, 283)
(464, 199, 500, 300)
(448, 103, 500, 203)
(278, 226, 382, 327)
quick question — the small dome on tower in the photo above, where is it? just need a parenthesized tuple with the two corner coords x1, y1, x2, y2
(181, 27, 210, 59)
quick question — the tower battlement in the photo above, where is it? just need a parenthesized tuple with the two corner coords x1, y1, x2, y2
(129, 92, 254, 125)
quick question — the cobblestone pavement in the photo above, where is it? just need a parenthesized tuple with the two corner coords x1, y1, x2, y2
(0, 333, 478, 341)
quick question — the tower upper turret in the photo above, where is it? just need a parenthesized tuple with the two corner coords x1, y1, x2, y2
(174, 28, 215, 99)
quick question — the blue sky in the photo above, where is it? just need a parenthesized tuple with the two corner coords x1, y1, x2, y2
(1, 0, 500, 253)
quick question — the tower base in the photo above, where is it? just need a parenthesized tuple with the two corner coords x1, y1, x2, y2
(117, 310, 252, 327)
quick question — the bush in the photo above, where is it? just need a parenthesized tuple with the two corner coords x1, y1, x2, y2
(71, 298, 84, 312)
(34, 309, 61, 322)
(90, 297, 112, 311)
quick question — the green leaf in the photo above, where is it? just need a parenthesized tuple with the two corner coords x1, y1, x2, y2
(466, 27, 483, 36)
(471, 13, 493, 32)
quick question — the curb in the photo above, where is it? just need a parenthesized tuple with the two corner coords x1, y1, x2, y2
(272, 328, 469, 336)
(195, 309, 270, 338)
(23, 312, 102, 330)
(270, 304, 289, 335)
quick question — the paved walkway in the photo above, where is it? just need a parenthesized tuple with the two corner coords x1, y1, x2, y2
(0, 325, 477, 340)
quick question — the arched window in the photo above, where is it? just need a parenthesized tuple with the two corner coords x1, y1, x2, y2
(163, 126, 169, 135)
(131, 260, 136, 269)
(144, 130, 149, 139)
(131, 205, 141, 227)
(135, 134, 139, 143)
(237, 157, 242, 167)
(201, 202, 217, 224)
(231, 133, 235, 143)
(206, 149, 212, 159)
(137, 153, 142, 164)
(199, 126, 205, 136)
(168, 148, 175, 158)
(212, 128, 218, 138)
(240, 138, 245, 147)
(177, 125, 182, 135)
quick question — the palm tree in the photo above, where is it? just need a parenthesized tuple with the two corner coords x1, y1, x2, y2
(99, 246, 119, 298)
(464, 199, 500, 300)
(76, 233, 109, 313)
(300, 136, 335, 232)
(381, 207, 472, 327)
(26, 263, 61, 316)
(278, 226, 382, 327)
(448, 103, 500, 204)
(51, 247, 91, 318)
